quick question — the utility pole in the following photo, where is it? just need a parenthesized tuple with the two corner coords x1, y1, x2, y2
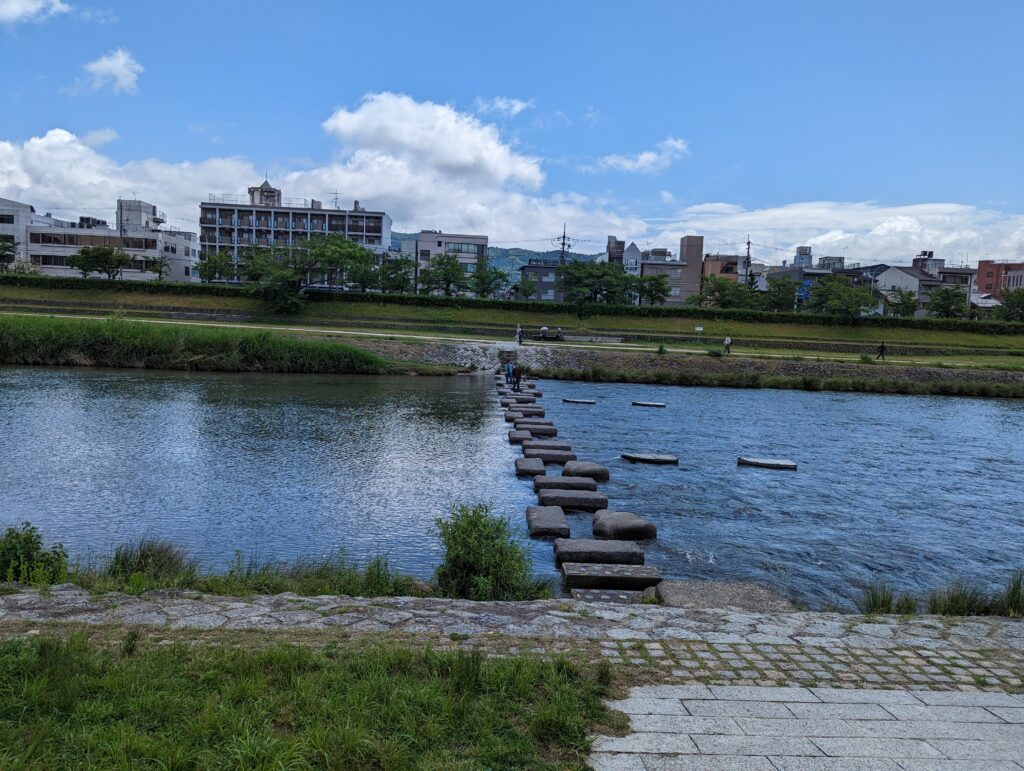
(551, 223, 577, 265)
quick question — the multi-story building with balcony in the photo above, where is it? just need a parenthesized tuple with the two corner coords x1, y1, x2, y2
(198, 180, 392, 264)
(399, 230, 488, 289)
(0, 196, 198, 281)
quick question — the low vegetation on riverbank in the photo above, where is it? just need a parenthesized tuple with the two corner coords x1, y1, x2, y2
(0, 632, 618, 768)
(529, 363, 1024, 399)
(2, 506, 552, 603)
(856, 572, 1024, 617)
(0, 314, 448, 375)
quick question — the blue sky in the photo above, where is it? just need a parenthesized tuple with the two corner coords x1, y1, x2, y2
(2, 0, 1023, 263)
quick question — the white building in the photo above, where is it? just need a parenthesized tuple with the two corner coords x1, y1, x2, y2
(399, 230, 488, 288)
(0, 197, 198, 282)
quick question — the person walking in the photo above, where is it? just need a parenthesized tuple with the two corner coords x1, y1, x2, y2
(512, 363, 522, 392)
(876, 342, 886, 360)
(504, 360, 514, 385)
(724, 336, 732, 354)
(516, 324, 523, 345)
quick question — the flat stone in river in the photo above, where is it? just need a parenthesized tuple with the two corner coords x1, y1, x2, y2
(515, 457, 546, 477)
(592, 509, 657, 540)
(524, 448, 576, 464)
(621, 452, 678, 464)
(533, 476, 598, 492)
(520, 425, 557, 437)
(563, 398, 596, 405)
(632, 401, 666, 408)
(562, 562, 662, 590)
(507, 430, 532, 444)
(562, 461, 609, 481)
(503, 411, 523, 422)
(537, 488, 605, 510)
(517, 406, 545, 417)
(737, 456, 798, 471)
(525, 506, 569, 538)
(553, 538, 644, 565)
(523, 439, 572, 451)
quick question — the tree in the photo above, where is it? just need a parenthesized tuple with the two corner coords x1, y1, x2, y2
(888, 288, 919, 317)
(693, 275, 759, 309)
(240, 246, 320, 314)
(763, 276, 798, 312)
(637, 274, 671, 305)
(471, 255, 509, 299)
(67, 246, 131, 280)
(806, 275, 876, 317)
(344, 248, 379, 292)
(419, 253, 469, 296)
(995, 288, 1024, 322)
(379, 257, 415, 294)
(556, 261, 632, 306)
(196, 251, 234, 283)
(0, 237, 17, 271)
(927, 286, 969, 318)
(146, 256, 171, 281)
(517, 271, 538, 300)
(308, 234, 371, 287)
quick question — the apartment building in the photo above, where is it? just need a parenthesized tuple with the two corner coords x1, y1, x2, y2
(517, 259, 563, 301)
(199, 180, 392, 262)
(0, 196, 198, 281)
(977, 259, 1024, 297)
(399, 230, 488, 286)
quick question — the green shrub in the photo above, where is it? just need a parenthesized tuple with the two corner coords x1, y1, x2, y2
(855, 579, 918, 614)
(656, 343, 667, 355)
(434, 504, 551, 601)
(927, 580, 993, 616)
(707, 349, 723, 358)
(105, 538, 197, 585)
(0, 523, 67, 584)
(993, 570, 1024, 617)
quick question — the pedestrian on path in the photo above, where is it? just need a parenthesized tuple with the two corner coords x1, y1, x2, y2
(876, 342, 886, 360)
(516, 324, 523, 345)
(504, 361, 514, 385)
(724, 336, 732, 354)
(512, 363, 522, 392)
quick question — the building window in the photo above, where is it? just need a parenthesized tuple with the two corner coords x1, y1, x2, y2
(184, 266, 190, 277)
(670, 287, 681, 296)
(0, 214, 14, 224)
(419, 249, 431, 259)
(30, 254, 68, 267)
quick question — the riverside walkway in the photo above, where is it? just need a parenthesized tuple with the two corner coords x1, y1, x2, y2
(3, 587, 1022, 766)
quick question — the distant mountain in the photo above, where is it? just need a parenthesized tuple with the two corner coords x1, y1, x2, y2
(389, 232, 601, 276)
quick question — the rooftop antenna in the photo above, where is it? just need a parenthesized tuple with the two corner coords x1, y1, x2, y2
(330, 191, 343, 208)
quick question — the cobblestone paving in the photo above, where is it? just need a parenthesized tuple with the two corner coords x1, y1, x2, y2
(1, 586, 1022, 694)
(590, 684, 1024, 770)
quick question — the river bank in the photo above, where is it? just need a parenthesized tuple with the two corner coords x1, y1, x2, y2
(335, 336, 1024, 398)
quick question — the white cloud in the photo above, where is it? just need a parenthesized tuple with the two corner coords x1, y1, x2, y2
(80, 127, 118, 147)
(659, 190, 675, 204)
(82, 48, 142, 93)
(0, 94, 1021, 264)
(474, 96, 535, 117)
(0, 0, 69, 24)
(580, 137, 689, 174)
(583, 106, 603, 126)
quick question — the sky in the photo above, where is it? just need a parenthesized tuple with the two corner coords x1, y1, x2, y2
(1, 0, 1023, 265)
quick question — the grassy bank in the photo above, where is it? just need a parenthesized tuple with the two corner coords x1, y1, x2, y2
(0, 314, 448, 375)
(0, 633, 619, 768)
(530, 363, 1024, 399)
(856, 571, 1024, 617)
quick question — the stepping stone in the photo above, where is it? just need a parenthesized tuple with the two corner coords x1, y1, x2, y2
(510, 395, 536, 404)
(525, 448, 576, 464)
(523, 439, 571, 451)
(737, 456, 798, 471)
(655, 580, 795, 612)
(570, 588, 647, 604)
(537, 488, 605, 510)
(593, 510, 657, 540)
(561, 562, 662, 590)
(526, 390, 543, 397)
(562, 461, 609, 481)
(499, 398, 517, 408)
(517, 406, 545, 417)
(504, 411, 523, 422)
(563, 398, 596, 405)
(520, 425, 557, 437)
(632, 401, 666, 408)
(515, 417, 553, 425)
(515, 457, 546, 477)
(553, 538, 644, 565)
(526, 506, 569, 537)
(533, 476, 598, 492)
(621, 452, 678, 464)
(508, 430, 531, 444)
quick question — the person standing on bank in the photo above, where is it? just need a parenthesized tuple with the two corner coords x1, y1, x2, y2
(876, 342, 886, 360)
(516, 324, 523, 345)
(724, 336, 732, 354)
(504, 360, 514, 385)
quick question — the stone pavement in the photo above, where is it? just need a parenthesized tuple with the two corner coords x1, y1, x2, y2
(591, 683, 1024, 769)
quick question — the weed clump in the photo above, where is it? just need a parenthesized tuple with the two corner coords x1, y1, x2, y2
(855, 579, 918, 615)
(434, 504, 552, 601)
(0, 523, 67, 584)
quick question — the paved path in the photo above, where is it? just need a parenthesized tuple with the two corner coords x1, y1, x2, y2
(591, 683, 1024, 769)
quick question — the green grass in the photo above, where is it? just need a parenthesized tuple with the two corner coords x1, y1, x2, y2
(529, 364, 1024, 399)
(0, 314, 448, 375)
(852, 571, 1024, 617)
(855, 580, 919, 614)
(0, 633, 620, 769)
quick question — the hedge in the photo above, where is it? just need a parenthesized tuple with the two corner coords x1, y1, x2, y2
(3, 273, 1023, 336)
